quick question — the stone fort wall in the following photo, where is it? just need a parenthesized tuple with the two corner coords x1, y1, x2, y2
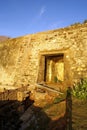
(0, 23, 87, 90)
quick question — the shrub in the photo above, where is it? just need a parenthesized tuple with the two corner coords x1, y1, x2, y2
(72, 78, 87, 100)
(70, 22, 81, 26)
(83, 20, 87, 23)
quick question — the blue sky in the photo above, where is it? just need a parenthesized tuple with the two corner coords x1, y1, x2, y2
(0, 0, 87, 38)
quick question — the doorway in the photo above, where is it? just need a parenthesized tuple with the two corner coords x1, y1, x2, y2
(45, 54, 64, 83)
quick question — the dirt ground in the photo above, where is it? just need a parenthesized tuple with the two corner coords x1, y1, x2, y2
(34, 92, 87, 130)
(72, 98, 87, 130)
(21, 90, 87, 130)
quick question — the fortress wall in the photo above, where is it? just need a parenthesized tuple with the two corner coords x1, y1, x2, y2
(0, 23, 87, 89)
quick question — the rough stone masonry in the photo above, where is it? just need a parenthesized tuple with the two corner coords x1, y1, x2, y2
(0, 23, 87, 91)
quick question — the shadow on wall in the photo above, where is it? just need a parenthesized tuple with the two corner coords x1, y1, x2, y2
(0, 88, 72, 130)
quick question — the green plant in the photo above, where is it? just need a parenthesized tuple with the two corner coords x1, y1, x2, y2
(53, 93, 66, 104)
(54, 76, 62, 83)
(54, 76, 58, 83)
(72, 78, 87, 100)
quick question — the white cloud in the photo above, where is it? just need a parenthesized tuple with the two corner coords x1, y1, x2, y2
(50, 22, 59, 29)
(49, 21, 63, 29)
(39, 6, 46, 16)
(30, 6, 46, 26)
